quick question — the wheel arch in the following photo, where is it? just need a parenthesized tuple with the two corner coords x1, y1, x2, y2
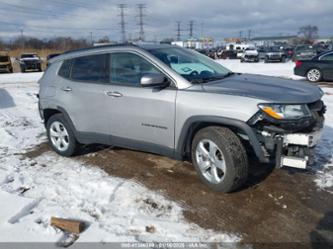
(43, 106, 78, 138)
(175, 116, 268, 163)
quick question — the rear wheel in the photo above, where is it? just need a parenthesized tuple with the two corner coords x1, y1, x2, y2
(46, 114, 80, 157)
(306, 68, 322, 82)
(191, 126, 248, 192)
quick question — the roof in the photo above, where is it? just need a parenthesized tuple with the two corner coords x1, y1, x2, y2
(51, 43, 176, 63)
(251, 35, 297, 41)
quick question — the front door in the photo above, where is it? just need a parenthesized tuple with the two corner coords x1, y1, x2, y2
(106, 52, 177, 154)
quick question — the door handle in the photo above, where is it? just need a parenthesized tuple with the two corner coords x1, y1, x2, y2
(106, 91, 123, 97)
(61, 87, 72, 92)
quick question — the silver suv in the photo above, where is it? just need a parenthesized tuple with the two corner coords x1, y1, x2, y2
(38, 44, 325, 192)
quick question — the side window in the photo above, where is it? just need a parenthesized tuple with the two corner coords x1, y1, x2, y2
(71, 54, 109, 83)
(321, 53, 333, 61)
(110, 53, 161, 86)
(58, 59, 72, 79)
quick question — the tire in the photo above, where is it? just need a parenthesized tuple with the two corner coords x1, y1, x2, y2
(21, 67, 25, 73)
(306, 68, 322, 82)
(281, 56, 286, 63)
(46, 113, 80, 157)
(191, 126, 248, 192)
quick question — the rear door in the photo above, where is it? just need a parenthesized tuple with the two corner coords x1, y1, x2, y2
(105, 52, 177, 154)
(320, 52, 333, 80)
(57, 53, 111, 138)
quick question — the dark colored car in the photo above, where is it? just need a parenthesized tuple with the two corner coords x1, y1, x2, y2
(283, 47, 294, 59)
(221, 50, 238, 59)
(19, 53, 42, 72)
(264, 46, 286, 63)
(293, 45, 317, 61)
(294, 50, 333, 82)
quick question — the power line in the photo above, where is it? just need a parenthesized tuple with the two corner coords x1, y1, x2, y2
(118, 4, 127, 43)
(137, 4, 146, 41)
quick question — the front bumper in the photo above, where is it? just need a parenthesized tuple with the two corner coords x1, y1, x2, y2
(277, 130, 322, 169)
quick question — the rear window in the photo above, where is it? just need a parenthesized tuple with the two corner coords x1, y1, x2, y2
(71, 54, 109, 83)
(58, 59, 72, 79)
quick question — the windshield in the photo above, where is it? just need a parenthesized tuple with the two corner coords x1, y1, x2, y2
(295, 45, 313, 51)
(0, 56, 9, 62)
(268, 47, 281, 52)
(148, 47, 232, 83)
(21, 54, 37, 58)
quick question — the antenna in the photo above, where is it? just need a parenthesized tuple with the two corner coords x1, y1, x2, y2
(118, 4, 127, 43)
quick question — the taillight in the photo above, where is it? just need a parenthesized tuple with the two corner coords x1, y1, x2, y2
(295, 61, 302, 67)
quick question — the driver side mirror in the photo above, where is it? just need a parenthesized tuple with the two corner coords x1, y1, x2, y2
(140, 73, 170, 88)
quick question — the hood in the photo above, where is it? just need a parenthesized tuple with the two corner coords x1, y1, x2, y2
(200, 73, 323, 103)
(266, 52, 283, 56)
(244, 50, 258, 56)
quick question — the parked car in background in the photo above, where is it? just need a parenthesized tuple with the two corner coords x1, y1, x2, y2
(283, 47, 294, 59)
(240, 47, 259, 62)
(19, 53, 42, 72)
(39, 44, 325, 192)
(221, 50, 238, 59)
(0, 52, 13, 73)
(264, 46, 286, 63)
(293, 45, 317, 61)
(257, 47, 267, 60)
(294, 50, 333, 82)
(47, 53, 61, 67)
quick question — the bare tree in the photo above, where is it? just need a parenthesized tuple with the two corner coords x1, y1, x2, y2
(298, 25, 319, 43)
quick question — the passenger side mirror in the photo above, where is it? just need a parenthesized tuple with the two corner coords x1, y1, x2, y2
(140, 73, 170, 88)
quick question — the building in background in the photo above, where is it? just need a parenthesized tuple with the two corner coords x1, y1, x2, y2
(172, 37, 214, 49)
(250, 35, 297, 46)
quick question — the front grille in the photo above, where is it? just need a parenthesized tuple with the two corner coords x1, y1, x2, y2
(245, 55, 257, 59)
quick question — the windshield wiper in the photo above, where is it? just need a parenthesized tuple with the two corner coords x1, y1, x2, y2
(190, 72, 235, 84)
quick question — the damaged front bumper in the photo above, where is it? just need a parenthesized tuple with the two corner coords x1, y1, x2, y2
(248, 100, 326, 169)
(276, 130, 322, 169)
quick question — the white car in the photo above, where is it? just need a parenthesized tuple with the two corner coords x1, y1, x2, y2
(241, 48, 259, 62)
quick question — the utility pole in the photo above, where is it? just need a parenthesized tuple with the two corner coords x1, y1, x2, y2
(248, 29, 252, 41)
(118, 4, 127, 43)
(137, 3, 146, 42)
(176, 21, 181, 41)
(239, 30, 243, 41)
(189, 20, 194, 38)
(90, 32, 93, 45)
(20, 29, 24, 48)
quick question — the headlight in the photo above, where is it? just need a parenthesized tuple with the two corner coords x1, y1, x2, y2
(258, 104, 312, 120)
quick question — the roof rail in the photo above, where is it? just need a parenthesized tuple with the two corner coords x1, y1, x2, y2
(63, 43, 137, 55)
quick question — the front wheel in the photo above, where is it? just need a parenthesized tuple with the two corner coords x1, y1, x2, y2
(191, 126, 248, 192)
(306, 68, 322, 82)
(46, 114, 80, 157)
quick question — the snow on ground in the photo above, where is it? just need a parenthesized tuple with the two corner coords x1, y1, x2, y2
(0, 78, 239, 243)
(217, 59, 303, 80)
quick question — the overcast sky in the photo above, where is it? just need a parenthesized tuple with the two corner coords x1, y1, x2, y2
(0, 0, 332, 42)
